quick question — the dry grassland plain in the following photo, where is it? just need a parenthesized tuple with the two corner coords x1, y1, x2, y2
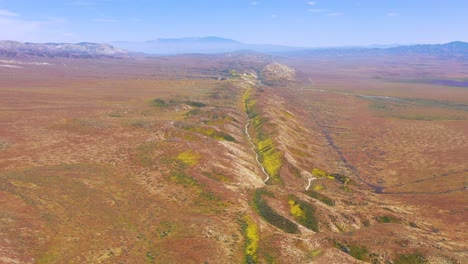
(0, 54, 466, 263)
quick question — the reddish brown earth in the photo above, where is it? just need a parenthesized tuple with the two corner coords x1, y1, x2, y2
(0, 54, 466, 263)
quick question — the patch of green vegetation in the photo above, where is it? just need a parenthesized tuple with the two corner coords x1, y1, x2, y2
(136, 142, 157, 167)
(312, 168, 329, 178)
(37, 253, 58, 264)
(335, 242, 370, 262)
(376, 215, 399, 223)
(305, 190, 335, 206)
(349, 244, 370, 261)
(244, 88, 257, 118)
(165, 157, 225, 213)
(288, 195, 319, 232)
(202, 171, 230, 182)
(185, 126, 236, 142)
(203, 115, 237, 126)
(176, 150, 200, 166)
(170, 172, 199, 188)
(185, 108, 202, 117)
(242, 215, 259, 264)
(331, 173, 351, 184)
(313, 185, 324, 191)
(151, 98, 168, 107)
(146, 252, 156, 263)
(156, 221, 174, 238)
(185, 101, 207, 107)
(395, 115, 465, 121)
(363, 219, 371, 227)
(244, 88, 283, 184)
(311, 169, 351, 189)
(282, 110, 296, 119)
(394, 252, 427, 264)
(253, 189, 299, 234)
(307, 249, 322, 260)
(288, 146, 308, 158)
(256, 137, 283, 184)
(170, 169, 223, 210)
(264, 253, 276, 264)
(108, 113, 121, 118)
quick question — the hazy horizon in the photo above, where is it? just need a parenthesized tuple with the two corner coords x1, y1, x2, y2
(1, 0, 467, 47)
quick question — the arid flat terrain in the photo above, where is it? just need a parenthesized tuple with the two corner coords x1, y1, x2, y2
(0, 53, 466, 263)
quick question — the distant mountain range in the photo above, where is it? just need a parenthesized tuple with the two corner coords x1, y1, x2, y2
(0, 38, 467, 59)
(0, 41, 127, 59)
(385, 41, 468, 55)
(110, 37, 304, 55)
(110, 37, 468, 56)
(287, 41, 468, 57)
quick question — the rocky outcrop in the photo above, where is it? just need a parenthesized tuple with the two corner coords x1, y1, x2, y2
(261, 62, 296, 85)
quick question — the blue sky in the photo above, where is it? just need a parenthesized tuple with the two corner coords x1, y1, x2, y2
(0, 0, 467, 46)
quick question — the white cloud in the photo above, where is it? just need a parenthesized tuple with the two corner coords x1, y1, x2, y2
(0, 16, 68, 42)
(387, 13, 399, 17)
(307, 1, 316, 5)
(92, 18, 118, 23)
(0, 9, 19, 17)
(327, 12, 344, 17)
(250, 1, 258, 5)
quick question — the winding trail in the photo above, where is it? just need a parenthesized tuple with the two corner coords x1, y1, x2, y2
(305, 177, 317, 191)
(245, 119, 270, 183)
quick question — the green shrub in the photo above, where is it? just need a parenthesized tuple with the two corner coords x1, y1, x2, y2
(376, 215, 399, 223)
(241, 215, 259, 264)
(312, 168, 329, 178)
(288, 195, 319, 232)
(305, 190, 335, 206)
(335, 242, 370, 261)
(331, 173, 350, 184)
(151, 98, 167, 107)
(185, 101, 207, 107)
(349, 244, 370, 261)
(185, 126, 236, 142)
(253, 189, 299, 234)
(394, 253, 427, 264)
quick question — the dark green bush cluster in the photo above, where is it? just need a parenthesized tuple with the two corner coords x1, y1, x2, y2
(288, 195, 319, 232)
(335, 242, 370, 261)
(253, 189, 299, 234)
(151, 98, 167, 107)
(185, 126, 236, 142)
(331, 173, 350, 184)
(305, 190, 335, 206)
(394, 252, 427, 264)
(376, 215, 399, 223)
(185, 101, 207, 107)
(349, 244, 370, 261)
